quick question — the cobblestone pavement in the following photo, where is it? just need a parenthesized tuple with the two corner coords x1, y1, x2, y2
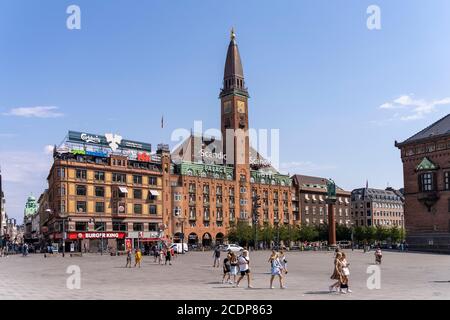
(0, 250, 449, 300)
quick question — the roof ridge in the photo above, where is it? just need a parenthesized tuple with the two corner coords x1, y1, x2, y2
(402, 113, 450, 143)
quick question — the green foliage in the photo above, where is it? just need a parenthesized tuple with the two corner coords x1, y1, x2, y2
(375, 226, 390, 242)
(336, 224, 352, 241)
(298, 225, 319, 242)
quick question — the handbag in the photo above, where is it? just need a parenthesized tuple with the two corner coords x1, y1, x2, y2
(342, 267, 350, 276)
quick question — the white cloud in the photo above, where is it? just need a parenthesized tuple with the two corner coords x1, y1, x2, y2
(44, 145, 55, 155)
(0, 149, 53, 220)
(280, 161, 336, 175)
(3, 106, 63, 118)
(378, 94, 450, 121)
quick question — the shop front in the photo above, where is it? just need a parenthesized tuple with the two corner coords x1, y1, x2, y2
(67, 232, 126, 253)
(127, 231, 162, 254)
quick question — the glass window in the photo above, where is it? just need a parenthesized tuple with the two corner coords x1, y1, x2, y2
(149, 176, 157, 185)
(76, 169, 87, 180)
(112, 173, 126, 183)
(94, 171, 105, 181)
(149, 223, 158, 232)
(94, 222, 105, 231)
(77, 185, 86, 196)
(149, 205, 157, 215)
(75, 222, 87, 231)
(420, 173, 434, 192)
(133, 175, 143, 184)
(445, 172, 450, 191)
(133, 189, 142, 199)
(95, 186, 104, 197)
(95, 202, 105, 213)
(57, 168, 66, 178)
(134, 204, 142, 214)
(133, 223, 143, 231)
(76, 201, 86, 213)
(113, 221, 127, 231)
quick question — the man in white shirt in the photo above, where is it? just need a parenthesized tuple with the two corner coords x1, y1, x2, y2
(235, 250, 252, 288)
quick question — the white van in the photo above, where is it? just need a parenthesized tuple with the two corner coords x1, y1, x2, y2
(170, 243, 188, 254)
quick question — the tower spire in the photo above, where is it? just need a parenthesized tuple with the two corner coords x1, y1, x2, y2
(220, 28, 248, 98)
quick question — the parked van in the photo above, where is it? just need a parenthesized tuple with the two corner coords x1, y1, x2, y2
(170, 243, 188, 254)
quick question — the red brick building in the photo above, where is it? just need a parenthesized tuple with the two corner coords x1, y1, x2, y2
(395, 114, 450, 252)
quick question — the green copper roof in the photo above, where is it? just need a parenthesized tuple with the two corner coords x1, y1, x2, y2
(250, 171, 292, 187)
(178, 162, 234, 180)
(416, 157, 438, 171)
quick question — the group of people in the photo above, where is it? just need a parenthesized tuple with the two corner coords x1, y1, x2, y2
(152, 246, 175, 265)
(125, 245, 176, 268)
(329, 247, 383, 294)
(217, 249, 288, 289)
(329, 250, 352, 294)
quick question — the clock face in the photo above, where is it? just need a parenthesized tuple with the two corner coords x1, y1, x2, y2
(224, 101, 232, 114)
(237, 101, 245, 114)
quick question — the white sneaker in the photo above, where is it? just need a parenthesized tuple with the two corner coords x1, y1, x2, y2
(340, 290, 347, 294)
(271, 286, 275, 289)
(347, 289, 352, 293)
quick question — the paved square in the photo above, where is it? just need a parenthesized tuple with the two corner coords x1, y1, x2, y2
(0, 250, 449, 300)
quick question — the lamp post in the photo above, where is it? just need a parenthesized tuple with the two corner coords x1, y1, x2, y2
(252, 195, 261, 251)
(179, 217, 186, 254)
(274, 218, 279, 249)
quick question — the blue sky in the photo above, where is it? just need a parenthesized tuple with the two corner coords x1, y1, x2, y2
(1, 0, 449, 220)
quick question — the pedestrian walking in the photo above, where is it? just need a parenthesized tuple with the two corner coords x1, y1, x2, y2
(268, 251, 285, 289)
(375, 247, 382, 265)
(235, 250, 252, 288)
(229, 252, 239, 284)
(134, 249, 142, 268)
(213, 246, 221, 268)
(152, 245, 158, 263)
(125, 249, 132, 268)
(329, 252, 344, 293)
(165, 248, 172, 265)
(158, 248, 165, 265)
(340, 252, 351, 293)
(222, 253, 232, 284)
(279, 250, 288, 274)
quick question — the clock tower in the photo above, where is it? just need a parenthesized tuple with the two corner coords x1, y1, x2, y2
(220, 29, 251, 222)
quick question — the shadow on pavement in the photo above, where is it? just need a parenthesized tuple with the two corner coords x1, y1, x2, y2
(304, 291, 333, 295)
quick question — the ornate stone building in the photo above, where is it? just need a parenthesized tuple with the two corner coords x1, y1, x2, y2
(395, 114, 450, 252)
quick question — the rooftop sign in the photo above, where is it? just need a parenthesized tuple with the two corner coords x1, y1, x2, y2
(68, 131, 152, 152)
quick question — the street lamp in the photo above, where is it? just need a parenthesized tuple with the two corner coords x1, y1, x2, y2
(179, 217, 186, 254)
(274, 218, 280, 249)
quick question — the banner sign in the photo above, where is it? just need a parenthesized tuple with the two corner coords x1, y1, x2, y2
(67, 232, 126, 240)
(68, 131, 152, 153)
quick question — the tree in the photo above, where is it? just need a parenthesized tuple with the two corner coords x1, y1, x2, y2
(390, 226, 402, 243)
(317, 223, 329, 241)
(227, 221, 252, 246)
(375, 226, 390, 242)
(353, 226, 365, 242)
(336, 224, 352, 241)
(298, 225, 319, 242)
(364, 226, 377, 244)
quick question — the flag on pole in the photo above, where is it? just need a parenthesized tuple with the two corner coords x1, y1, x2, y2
(161, 115, 164, 129)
